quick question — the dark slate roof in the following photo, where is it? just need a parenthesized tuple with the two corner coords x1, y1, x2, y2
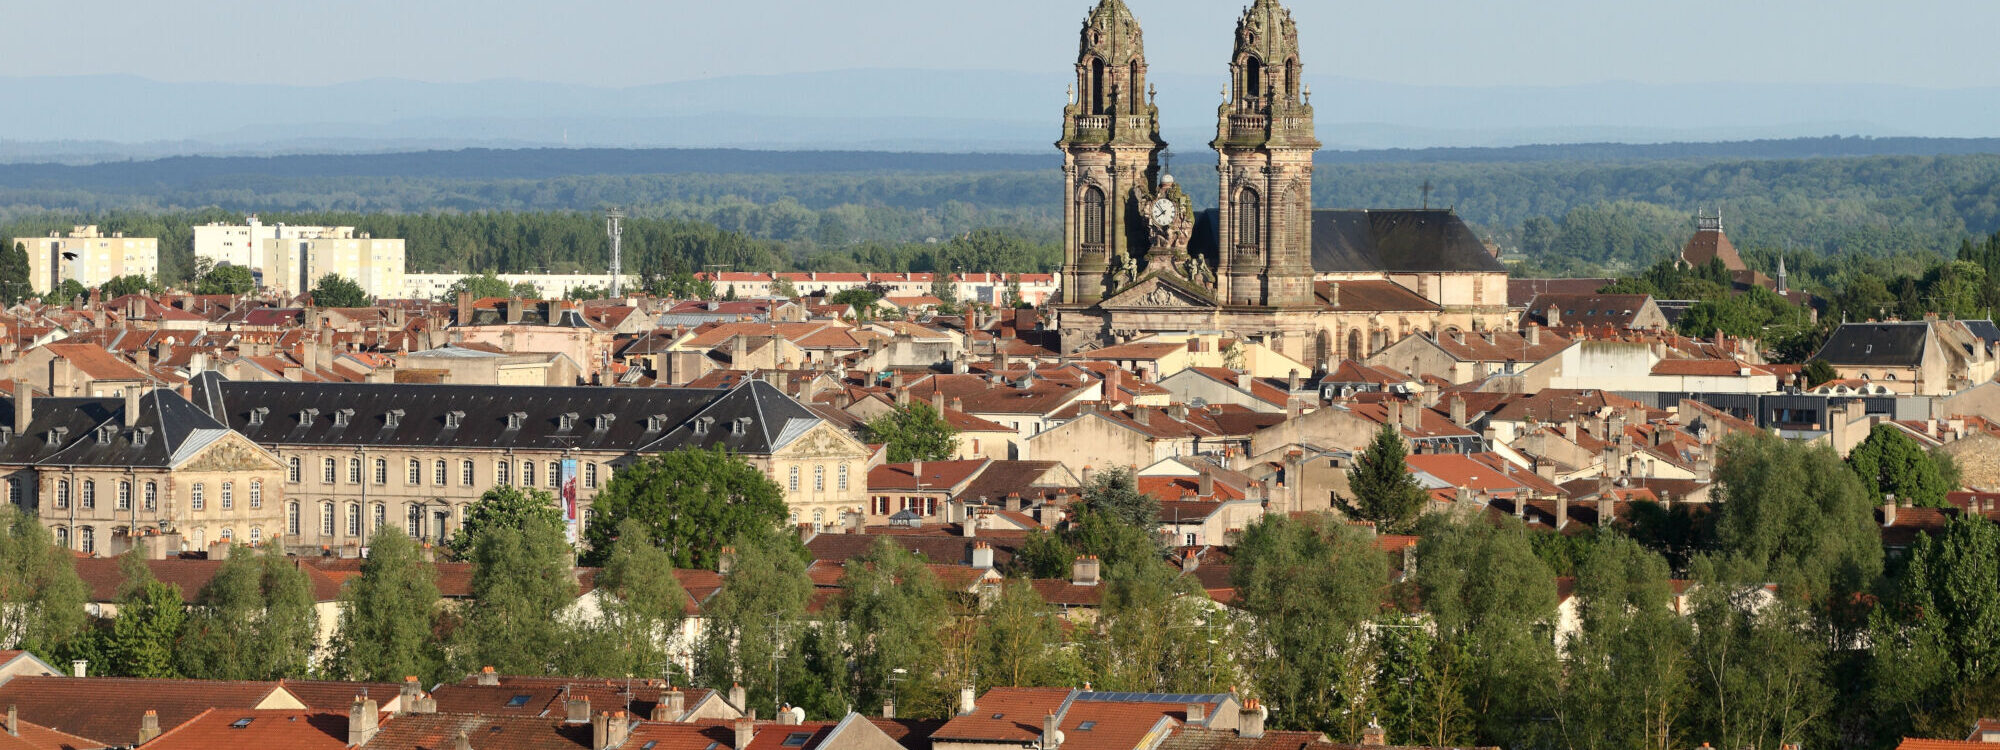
(1813, 322, 1933, 367)
(0, 389, 231, 469)
(1189, 208, 1505, 274)
(1964, 320, 2000, 346)
(186, 373, 820, 455)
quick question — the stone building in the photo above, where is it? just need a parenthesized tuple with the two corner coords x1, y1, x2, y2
(181, 375, 870, 553)
(1050, 0, 1512, 367)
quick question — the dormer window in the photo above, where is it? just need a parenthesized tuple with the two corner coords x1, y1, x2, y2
(0, 427, 11, 444)
(385, 409, 404, 428)
(46, 427, 66, 446)
(97, 425, 115, 444)
(134, 427, 151, 447)
(732, 417, 751, 436)
(593, 413, 614, 432)
(444, 411, 464, 430)
(506, 412, 526, 430)
(694, 417, 714, 435)
(645, 414, 668, 433)
(557, 412, 579, 432)
(248, 407, 268, 426)
(300, 408, 319, 424)
(333, 408, 354, 427)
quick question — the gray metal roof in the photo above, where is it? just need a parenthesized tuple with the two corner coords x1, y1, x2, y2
(1188, 208, 1506, 275)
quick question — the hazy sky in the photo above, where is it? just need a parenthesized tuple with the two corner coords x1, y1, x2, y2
(4, 0, 1995, 89)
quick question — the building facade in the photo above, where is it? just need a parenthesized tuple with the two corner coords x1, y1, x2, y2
(193, 217, 355, 271)
(14, 226, 160, 295)
(265, 233, 407, 300)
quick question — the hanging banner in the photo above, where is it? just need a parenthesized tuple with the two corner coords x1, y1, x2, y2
(561, 458, 580, 544)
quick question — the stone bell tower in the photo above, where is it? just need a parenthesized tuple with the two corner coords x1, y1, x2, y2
(1056, 0, 1167, 306)
(1212, 0, 1319, 308)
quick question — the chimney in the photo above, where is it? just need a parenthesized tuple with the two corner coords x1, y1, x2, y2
(958, 686, 977, 716)
(402, 676, 436, 713)
(1198, 469, 1214, 498)
(1236, 371, 1251, 391)
(1545, 305, 1561, 328)
(1597, 497, 1615, 527)
(1360, 722, 1386, 746)
(1882, 502, 1897, 527)
(1526, 324, 1541, 347)
(477, 666, 499, 685)
(1401, 399, 1423, 431)
(348, 697, 381, 746)
(882, 698, 896, 719)
(1449, 396, 1467, 427)
(729, 683, 747, 712)
(1556, 496, 1569, 530)
(1072, 555, 1100, 586)
(14, 380, 30, 435)
(451, 731, 474, 750)
(734, 716, 756, 750)
(138, 709, 161, 744)
(1287, 369, 1301, 392)
(1187, 704, 1206, 725)
(565, 694, 591, 723)
(961, 508, 979, 537)
(71, 660, 85, 678)
(593, 711, 632, 750)
(1286, 397, 1304, 419)
(1239, 700, 1266, 739)
(4, 704, 13, 738)
(1042, 712, 1063, 750)
(971, 541, 995, 569)
(719, 547, 737, 575)
(1181, 550, 1199, 573)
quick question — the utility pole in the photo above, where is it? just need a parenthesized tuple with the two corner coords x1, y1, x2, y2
(606, 207, 625, 298)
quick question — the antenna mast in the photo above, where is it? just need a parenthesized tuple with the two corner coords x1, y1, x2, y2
(606, 207, 625, 297)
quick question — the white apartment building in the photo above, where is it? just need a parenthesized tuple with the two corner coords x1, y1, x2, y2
(13, 226, 159, 294)
(193, 217, 360, 271)
(401, 273, 641, 301)
(267, 234, 407, 301)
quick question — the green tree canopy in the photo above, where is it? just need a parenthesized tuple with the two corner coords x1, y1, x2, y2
(327, 530, 445, 683)
(1231, 514, 1391, 739)
(695, 532, 810, 717)
(443, 272, 511, 301)
(447, 484, 565, 560)
(99, 274, 161, 298)
(592, 518, 691, 681)
(195, 264, 257, 295)
(0, 506, 89, 660)
(43, 279, 86, 305)
(309, 273, 370, 307)
(1712, 431, 1885, 608)
(864, 401, 959, 463)
(1340, 423, 1429, 533)
(454, 513, 578, 675)
(1549, 536, 1692, 750)
(178, 546, 317, 680)
(1848, 423, 1956, 508)
(1410, 516, 1561, 746)
(978, 578, 1068, 689)
(0, 242, 30, 305)
(101, 550, 185, 679)
(583, 446, 789, 569)
(839, 538, 950, 715)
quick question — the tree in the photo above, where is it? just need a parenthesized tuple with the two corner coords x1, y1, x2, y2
(772, 277, 799, 299)
(1003, 275, 1028, 309)
(177, 546, 316, 680)
(444, 272, 511, 301)
(1848, 423, 1955, 508)
(978, 579, 1067, 688)
(1410, 516, 1561, 747)
(1868, 515, 2000, 741)
(99, 274, 161, 298)
(42, 279, 86, 305)
(583, 446, 790, 569)
(101, 551, 185, 679)
(1712, 432, 1884, 612)
(830, 288, 882, 311)
(0, 506, 88, 660)
(1231, 514, 1390, 739)
(309, 273, 370, 307)
(447, 485, 565, 560)
(565, 284, 607, 301)
(327, 530, 444, 683)
(195, 264, 256, 295)
(510, 281, 540, 298)
(593, 519, 690, 681)
(864, 402, 958, 463)
(1339, 423, 1429, 533)
(455, 513, 578, 675)
(695, 532, 810, 717)
(0, 242, 32, 305)
(1803, 359, 1839, 388)
(1684, 557, 1833, 750)
(929, 272, 960, 313)
(840, 538, 950, 715)
(1547, 536, 1691, 750)
(1092, 551, 1224, 694)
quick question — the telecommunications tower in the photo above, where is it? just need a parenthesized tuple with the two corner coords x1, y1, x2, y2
(606, 207, 625, 297)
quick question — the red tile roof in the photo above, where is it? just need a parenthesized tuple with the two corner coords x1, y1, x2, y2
(930, 688, 1073, 742)
(0, 676, 289, 746)
(0, 715, 105, 750)
(140, 709, 350, 750)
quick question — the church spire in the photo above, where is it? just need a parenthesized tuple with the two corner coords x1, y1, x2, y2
(1054, 0, 1165, 310)
(1213, 0, 1317, 308)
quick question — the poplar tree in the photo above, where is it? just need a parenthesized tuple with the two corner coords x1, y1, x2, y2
(1713, 432, 1883, 614)
(840, 538, 948, 715)
(1093, 552, 1222, 694)
(0, 506, 89, 660)
(695, 533, 809, 717)
(978, 580, 1066, 688)
(329, 530, 443, 683)
(1547, 536, 1691, 750)
(593, 519, 690, 680)
(102, 550, 185, 679)
(1410, 517, 1561, 747)
(455, 514, 577, 675)
(1230, 514, 1390, 739)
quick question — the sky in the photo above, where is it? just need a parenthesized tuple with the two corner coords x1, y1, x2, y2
(2, 0, 1996, 89)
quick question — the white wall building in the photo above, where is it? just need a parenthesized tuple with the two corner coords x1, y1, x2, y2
(267, 235, 407, 300)
(13, 226, 158, 294)
(194, 217, 356, 271)
(400, 273, 641, 301)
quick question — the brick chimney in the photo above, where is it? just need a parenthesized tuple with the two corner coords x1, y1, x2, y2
(1360, 722, 1387, 746)
(1072, 555, 1100, 586)
(135, 709, 162, 744)
(348, 697, 380, 746)
(4, 704, 14, 738)
(401, 676, 436, 713)
(654, 686, 687, 722)
(565, 693, 591, 723)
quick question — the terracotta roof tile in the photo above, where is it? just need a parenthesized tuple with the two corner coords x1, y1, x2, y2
(0, 676, 290, 746)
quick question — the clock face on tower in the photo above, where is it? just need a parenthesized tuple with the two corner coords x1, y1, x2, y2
(1149, 197, 1178, 228)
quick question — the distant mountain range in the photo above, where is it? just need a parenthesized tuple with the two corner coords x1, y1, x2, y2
(7, 70, 2000, 161)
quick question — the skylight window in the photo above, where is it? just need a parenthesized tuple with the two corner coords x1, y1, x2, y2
(783, 733, 813, 747)
(506, 694, 532, 707)
(231, 718, 254, 729)
(1077, 721, 1097, 731)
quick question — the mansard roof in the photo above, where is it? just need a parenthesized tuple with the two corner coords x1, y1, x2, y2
(1190, 208, 1505, 275)
(0, 389, 233, 469)
(186, 373, 822, 456)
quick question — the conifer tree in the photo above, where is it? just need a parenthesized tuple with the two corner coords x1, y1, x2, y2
(1339, 423, 1429, 533)
(329, 530, 443, 683)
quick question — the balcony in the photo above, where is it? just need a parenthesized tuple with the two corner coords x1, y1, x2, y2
(1229, 114, 1268, 138)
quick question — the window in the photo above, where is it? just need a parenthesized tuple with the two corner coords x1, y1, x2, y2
(320, 502, 335, 536)
(548, 462, 560, 488)
(79, 526, 93, 555)
(347, 503, 361, 536)
(497, 461, 511, 485)
(406, 505, 422, 537)
(1185, 533, 1198, 546)
(7, 479, 18, 506)
(434, 460, 447, 486)
(461, 460, 475, 486)
(191, 483, 206, 511)
(221, 482, 233, 510)
(144, 482, 157, 511)
(287, 457, 301, 483)
(116, 481, 131, 511)
(812, 508, 825, 525)
(1082, 186, 1106, 245)
(53, 480, 68, 510)
(505, 695, 532, 708)
(788, 466, 800, 491)
(584, 463, 598, 489)
(522, 461, 536, 487)
(837, 465, 849, 490)
(249, 481, 262, 509)
(814, 465, 824, 492)
(373, 503, 386, 532)
(54, 526, 68, 549)
(80, 480, 95, 510)
(348, 458, 362, 484)
(783, 733, 813, 747)
(373, 458, 387, 485)
(249, 527, 262, 544)
(1236, 188, 1261, 246)
(322, 458, 336, 484)
(220, 528, 233, 542)
(287, 501, 300, 536)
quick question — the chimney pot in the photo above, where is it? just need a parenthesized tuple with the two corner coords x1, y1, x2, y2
(958, 686, 977, 716)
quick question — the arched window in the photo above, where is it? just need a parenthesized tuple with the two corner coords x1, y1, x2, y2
(548, 461, 560, 488)
(522, 461, 536, 487)
(220, 481, 233, 510)
(1089, 57, 1106, 113)
(249, 481, 262, 509)
(348, 458, 362, 484)
(287, 457, 301, 483)
(320, 502, 335, 536)
(373, 458, 387, 485)
(812, 508, 825, 525)
(220, 528, 233, 542)
(144, 482, 157, 511)
(190, 483, 205, 511)
(407, 459, 421, 485)
(53, 480, 68, 510)
(497, 461, 511, 486)
(373, 503, 386, 531)
(461, 460, 475, 486)
(249, 527, 262, 544)
(322, 458, 336, 484)
(116, 481, 131, 511)
(1236, 188, 1261, 247)
(54, 526, 68, 549)
(287, 501, 300, 536)
(1243, 56, 1264, 99)
(79, 526, 94, 555)
(1082, 186, 1107, 245)
(433, 460, 446, 485)
(80, 480, 95, 510)
(347, 503, 361, 536)
(837, 465, 849, 491)
(1284, 57, 1299, 99)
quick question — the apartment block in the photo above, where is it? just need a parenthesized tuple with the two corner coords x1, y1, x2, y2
(13, 226, 159, 294)
(265, 233, 407, 300)
(192, 216, 356, 271)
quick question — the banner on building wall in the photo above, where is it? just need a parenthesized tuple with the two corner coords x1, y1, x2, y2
(560, 459, 579, 543)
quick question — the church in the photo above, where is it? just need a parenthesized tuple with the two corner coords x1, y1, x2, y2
(1049, 0, 1514, 370)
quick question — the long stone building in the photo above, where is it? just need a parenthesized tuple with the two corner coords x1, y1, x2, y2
(1050, 0, 1512, 366)
(6, 377, 870, 555)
